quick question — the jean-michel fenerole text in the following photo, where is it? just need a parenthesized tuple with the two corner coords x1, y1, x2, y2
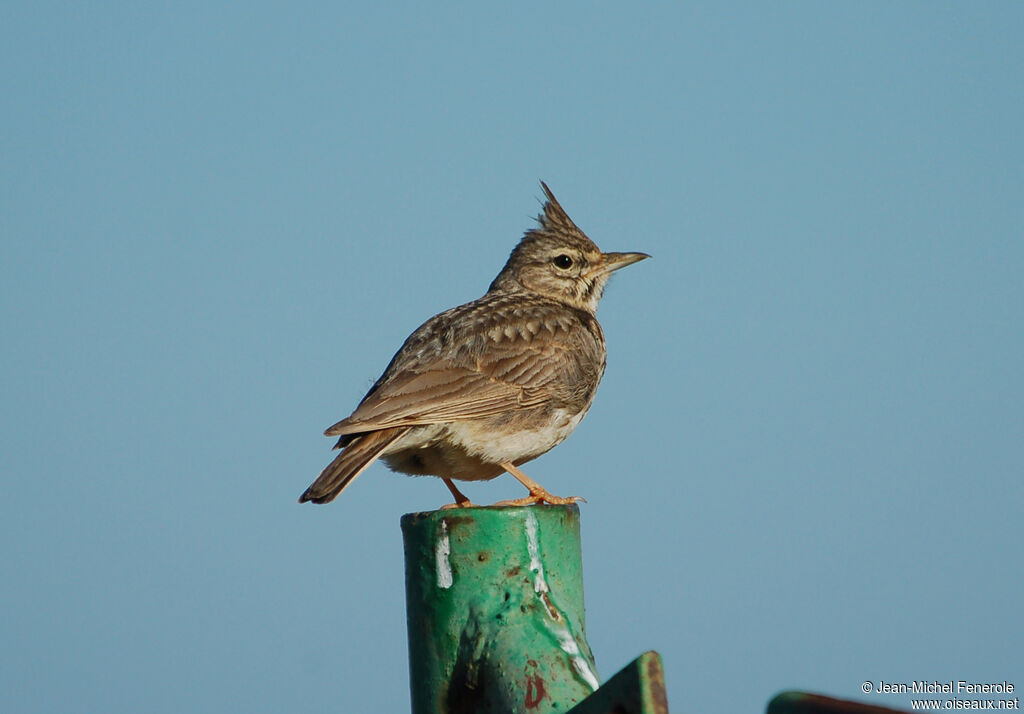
(874, 682, 1014, 695)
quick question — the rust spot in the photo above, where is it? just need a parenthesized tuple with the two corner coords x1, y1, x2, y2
(524, 674, 547, 709)
(645, 654, 669, 714)
(506, 565, 521, 577)
(539, 591, 562, 622)
(441, 515, 474, 531)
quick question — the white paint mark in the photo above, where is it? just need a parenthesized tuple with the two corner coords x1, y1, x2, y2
(525, 510, 549, 594)
(436, 520, 452, 589)
(525, 510, 599, 692)
(554, 627, 600, 692)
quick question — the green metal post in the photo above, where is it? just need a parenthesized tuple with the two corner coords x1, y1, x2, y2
(402, 505, 599, 714)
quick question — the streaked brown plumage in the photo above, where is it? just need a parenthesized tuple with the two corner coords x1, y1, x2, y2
(300, 182, 648, 507)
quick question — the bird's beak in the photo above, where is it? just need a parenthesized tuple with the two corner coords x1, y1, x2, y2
(594, 251, 651, 276)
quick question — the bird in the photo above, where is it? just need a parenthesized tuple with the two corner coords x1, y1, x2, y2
(300, 182, 648, 508)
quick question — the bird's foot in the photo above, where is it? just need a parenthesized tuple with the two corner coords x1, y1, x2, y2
(440, 478, 477, 508)
(440, 498, 478, 509)
(494, 461, 586, 506)
(492, 490, 586, 507)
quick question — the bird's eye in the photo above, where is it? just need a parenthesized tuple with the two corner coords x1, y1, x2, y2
(553, 254, 573, 269)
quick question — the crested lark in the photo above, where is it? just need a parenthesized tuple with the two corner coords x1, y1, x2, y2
(300, 183, 648, 507)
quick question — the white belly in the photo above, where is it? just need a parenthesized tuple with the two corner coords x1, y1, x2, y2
(379, 408, 589, 481)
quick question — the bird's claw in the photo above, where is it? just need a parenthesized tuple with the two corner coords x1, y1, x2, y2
(440, 500, 478, 509)
(491, 493, 586, 507)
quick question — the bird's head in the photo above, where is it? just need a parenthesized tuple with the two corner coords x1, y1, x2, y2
(488, 182, 649, 313)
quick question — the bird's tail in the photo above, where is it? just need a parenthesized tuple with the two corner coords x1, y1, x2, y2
(299, 427, 412, 504)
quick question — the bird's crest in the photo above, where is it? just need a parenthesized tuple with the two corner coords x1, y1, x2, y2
(528, 182, 597, 249)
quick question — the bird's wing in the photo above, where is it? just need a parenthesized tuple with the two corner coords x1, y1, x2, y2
(324, 367, 541, 436)
(325, 310, 604, 437)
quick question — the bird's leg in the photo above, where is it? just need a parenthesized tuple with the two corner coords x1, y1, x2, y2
(440, 478, 477, 509)
(492, 462, 586, 506)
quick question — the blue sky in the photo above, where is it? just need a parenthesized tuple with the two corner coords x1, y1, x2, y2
(2, 3, 1021, 713)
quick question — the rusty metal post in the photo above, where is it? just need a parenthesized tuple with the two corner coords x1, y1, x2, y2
(402, 505, 599, 714)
